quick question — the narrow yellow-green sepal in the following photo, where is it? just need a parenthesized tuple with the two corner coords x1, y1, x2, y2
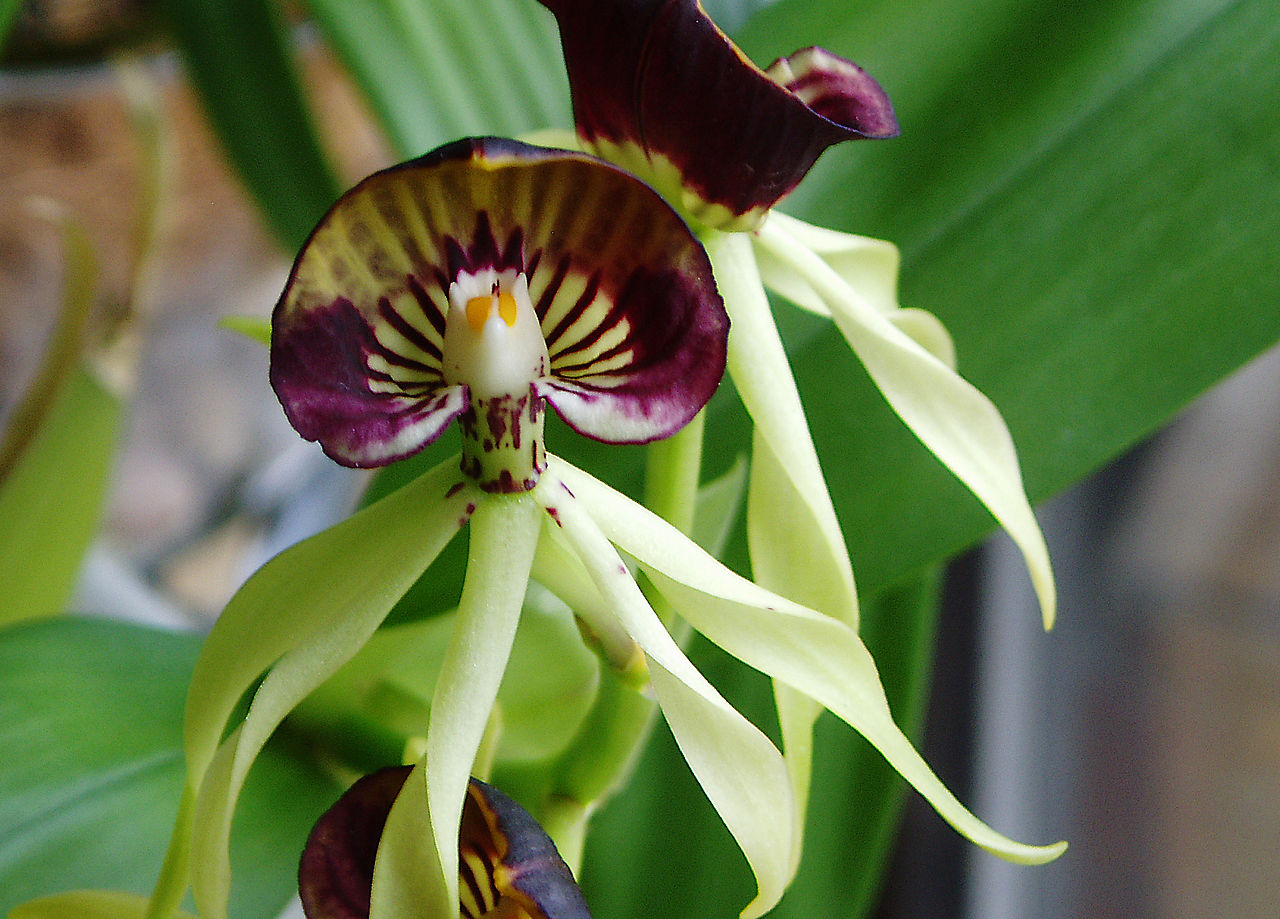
(756, 218, 1056, 628)
(554, 459, 1067, 865)
(536, 460, 797, 919)
(371, 495, 542, 919)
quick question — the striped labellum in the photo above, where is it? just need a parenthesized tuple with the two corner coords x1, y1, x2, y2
(270, 137, 728, 492)
(299, 766, 593, 919)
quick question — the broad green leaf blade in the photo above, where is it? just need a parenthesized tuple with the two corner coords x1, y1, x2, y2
(716, 0, 1280, 597)
(306, 0, 572, 158)
(0, 211, 97, 487)
(160, 0, 342, 250)
(0, 618, 340, 919)
(0, 370, 122, 625)
(0, 0, 21, 48)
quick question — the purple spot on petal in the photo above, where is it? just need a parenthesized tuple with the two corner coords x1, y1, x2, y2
(446, 481, 465, 499)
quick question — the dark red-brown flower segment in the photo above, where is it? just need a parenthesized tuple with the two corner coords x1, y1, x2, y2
(535, 0, 900, 230)
(270, 137, 727, 491)
(299, 767, 593, 919)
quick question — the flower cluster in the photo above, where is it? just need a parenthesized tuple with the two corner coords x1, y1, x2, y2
(13, 4, 1066, 919)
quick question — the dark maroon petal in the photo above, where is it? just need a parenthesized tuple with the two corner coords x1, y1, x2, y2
(537, 261, 726, 444)
(462, 780, 593, 919)
(298, 768, 592, 919)
(271, 295, 467, 468)
(537, 0, 899, 229)
(272, 137, 726, 460)
(299, 766, 412, 919)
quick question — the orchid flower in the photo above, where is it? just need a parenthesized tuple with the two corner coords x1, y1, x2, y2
(300, 767, 592, 919)
(124, 135, 1062, 919)
(535, 0, 1057, 840)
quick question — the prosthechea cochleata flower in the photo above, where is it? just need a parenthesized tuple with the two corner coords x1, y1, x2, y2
(300, 768, 592, 919)
(122, 135, 1060, 919)
(536, 0, 1058, 851)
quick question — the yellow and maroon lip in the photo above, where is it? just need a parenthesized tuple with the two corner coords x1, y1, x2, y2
(537, 0, 899, 230)
(270, 137, 727, 474)
(298, 767, 592, 919)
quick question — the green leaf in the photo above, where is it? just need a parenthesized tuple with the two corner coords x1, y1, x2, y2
(721, 0, 1280, 596)
(0, 617, 342, 919)
(0, 370, 123, 625)
(0, 0, 22, 58)
(305, 0, 572, 158)
(159, 0, 342, 250)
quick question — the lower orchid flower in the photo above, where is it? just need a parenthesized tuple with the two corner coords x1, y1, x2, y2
(131, 136, 1062, 919)
(300, 768, 593, 919)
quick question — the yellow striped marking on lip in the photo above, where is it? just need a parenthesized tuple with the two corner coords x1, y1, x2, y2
(466, 292, 521, 331)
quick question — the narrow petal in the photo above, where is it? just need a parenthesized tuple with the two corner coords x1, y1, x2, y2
(754, 212, 957, 366)
(371, 495, 542, 919)
(531, 520, 643, 678)
(538, 0, 898, 229)
(552, 459, 1067, 864)
(703, 231, 859, 630)
(176, 457, 475, 918)
(754, 211, 900, 318)
(273, 137, 727, 463)
(704, 230, 860, 852)
(755, 219, 1057, 627)
(535, 460, 797, 919)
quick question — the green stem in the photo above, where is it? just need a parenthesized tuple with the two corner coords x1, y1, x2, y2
(539, 794, 590, 875)
(551, 665, 655, 803)
(643, 409, 705, 536)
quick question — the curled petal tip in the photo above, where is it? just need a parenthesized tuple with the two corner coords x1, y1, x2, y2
(541, 0, 899, 228)
(766, 47, 900, 140)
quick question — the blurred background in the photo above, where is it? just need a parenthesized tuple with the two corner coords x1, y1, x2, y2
(2, 1, 1278, 917)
